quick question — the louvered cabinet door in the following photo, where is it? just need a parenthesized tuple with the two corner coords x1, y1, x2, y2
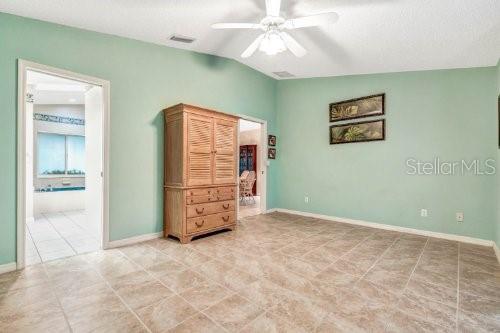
(186, 114, 213, 186)
(213, 118, 237, 185)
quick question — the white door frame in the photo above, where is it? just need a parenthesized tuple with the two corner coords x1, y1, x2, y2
(236, 114, 268, 219)
(17, 59, 111, 269)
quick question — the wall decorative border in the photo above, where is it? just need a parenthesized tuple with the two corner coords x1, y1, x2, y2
(34, 113, 85, 126)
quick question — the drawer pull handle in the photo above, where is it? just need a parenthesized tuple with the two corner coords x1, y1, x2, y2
(222, 204, 230, 209)
(195, 220, 205, 227)
(196, 207, 204, 214)
(190, 191, 193, 196)
(190, 199, 194, 204)
(222, 216, 230, 222)
(208, 197, 212, 201)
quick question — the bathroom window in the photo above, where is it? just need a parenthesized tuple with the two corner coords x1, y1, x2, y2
(37, 133, 85, 176)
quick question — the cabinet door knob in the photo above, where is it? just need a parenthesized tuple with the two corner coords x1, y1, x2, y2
(195, 220, 205, 227)
(196, 207, 204, 214)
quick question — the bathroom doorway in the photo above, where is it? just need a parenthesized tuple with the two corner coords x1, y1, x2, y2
(17, 60, 110, 268)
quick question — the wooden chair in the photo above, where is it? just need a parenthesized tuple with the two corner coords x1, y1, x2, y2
(240, 171, 256, 205)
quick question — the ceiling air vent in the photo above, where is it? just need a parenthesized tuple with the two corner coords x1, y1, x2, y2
(273, 71, 295, 78)
(169, 35, 196, 44)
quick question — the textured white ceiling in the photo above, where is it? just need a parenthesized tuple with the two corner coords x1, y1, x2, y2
(2, 0, 499, 79)
(239, 119, 261, 132)
(27, 70, 87, 104)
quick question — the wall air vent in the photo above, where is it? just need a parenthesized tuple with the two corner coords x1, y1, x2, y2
(273, 71, 295, 78)
(169, 35, 196, 44)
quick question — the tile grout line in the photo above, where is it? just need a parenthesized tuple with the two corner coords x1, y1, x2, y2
(80, 252, 153, 333)
(117, 244, 231, 333)
(26, 223, 43, 265)
(356, 233, 403, 283)
(41, 213, 78, 260)
(394, 237, 461, 331)
(352, 234, 403, 333)
(39, 263, 74, 333)
(401, 237, 429, 291)
(62, 210, 101, 243)
(301, 231, 377, 279)
(146, 241, 289, 333)
(56, 211, 100, 254)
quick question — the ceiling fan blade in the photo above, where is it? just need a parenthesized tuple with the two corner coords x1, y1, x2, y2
(211, 23, 262, 29)
(241, 34, 265, 58)
(280, 32, 307, 57)
(265, 0, 281, 17)
(284, 12, 339, 29)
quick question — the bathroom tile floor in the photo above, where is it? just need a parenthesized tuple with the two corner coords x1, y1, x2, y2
(2, 212, 499, 332)
(26, 210, 100, 265)
(238, 195, 261, 219)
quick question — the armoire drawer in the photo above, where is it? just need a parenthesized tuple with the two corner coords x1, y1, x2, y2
(187, 188, 215, 197)
(215, 192, 235, 201)
(217, 186, 235, 194)
(186, 212, 235, 234)
(186, 200, 235, 218)
(186, 194, 215, 205)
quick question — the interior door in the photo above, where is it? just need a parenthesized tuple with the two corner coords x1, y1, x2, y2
(187, 113, 213, 186)
(213, 118, 237, 184)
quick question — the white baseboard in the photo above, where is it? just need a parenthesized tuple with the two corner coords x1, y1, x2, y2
(494, 243, 500, 264)
(266, 208, 278, 213)
(271, 208, 494, 248)
(0, 262, 17, 274)
(106, 232, 163, 249)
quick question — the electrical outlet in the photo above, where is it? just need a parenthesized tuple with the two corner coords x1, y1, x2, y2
(456, 212, 464, 223)
(420, 209, 428, 217)
(304, 196, 309, 203)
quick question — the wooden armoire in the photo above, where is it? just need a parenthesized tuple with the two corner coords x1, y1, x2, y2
(163, 104, 239, 243)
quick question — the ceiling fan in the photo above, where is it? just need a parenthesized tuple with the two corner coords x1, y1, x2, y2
(212, 0, 339, 58)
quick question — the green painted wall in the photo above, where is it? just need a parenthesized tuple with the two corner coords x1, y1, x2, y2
(0, 13, 278, 265)
(1, 12, 499, 266)
(276, 67, 498, 241)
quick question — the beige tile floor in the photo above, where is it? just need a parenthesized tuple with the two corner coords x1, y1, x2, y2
(1, 212, 499, 332)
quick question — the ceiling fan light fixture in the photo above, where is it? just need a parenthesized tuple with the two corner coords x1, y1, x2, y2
(259, 32, 286, 56)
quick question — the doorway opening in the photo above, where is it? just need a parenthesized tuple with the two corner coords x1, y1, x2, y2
(18, 60, 110, 268)
(237, 118, 267, 218)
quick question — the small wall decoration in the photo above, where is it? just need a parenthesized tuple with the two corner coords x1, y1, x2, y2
(268, 148, 276, 159)
(329, 93, 385, 122)
(268, 134, 276, 146)
(330, 119, 385, 145)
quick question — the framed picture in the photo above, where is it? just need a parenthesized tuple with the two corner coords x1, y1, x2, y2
(268, 148, 276, 159)
(330, 119, 385, 145)
(268, 135, 276, 146)
(329, 93, 385, 122)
